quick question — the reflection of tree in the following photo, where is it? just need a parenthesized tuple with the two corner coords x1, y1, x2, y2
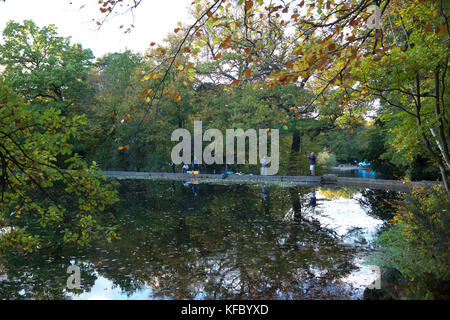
(0, 250, 97, 299)
(0, 181, 363, 299)
(319, 187, 360, 200)
(358, 189, 402, 221)
(85, 181, 359, 299)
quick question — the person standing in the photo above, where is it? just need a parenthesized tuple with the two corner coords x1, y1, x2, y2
(193, 157, 199, 172)
(260, 156, 269, 176)
(308, 152, 316, 176)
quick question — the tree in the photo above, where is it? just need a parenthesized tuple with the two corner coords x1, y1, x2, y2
(97, 0, 448, 191)
(0, 79, 118, 252)
(0, 20, 94, 115)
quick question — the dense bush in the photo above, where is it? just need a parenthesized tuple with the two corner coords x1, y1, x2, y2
(369, 186, 450, 299)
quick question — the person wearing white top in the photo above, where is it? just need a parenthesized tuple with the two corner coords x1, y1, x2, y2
(260, 156, 269, 176)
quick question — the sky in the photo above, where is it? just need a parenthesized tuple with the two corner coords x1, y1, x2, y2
(0, 0, 194, 58)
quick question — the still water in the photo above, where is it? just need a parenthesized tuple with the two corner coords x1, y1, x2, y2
(0, 180, 400, 300)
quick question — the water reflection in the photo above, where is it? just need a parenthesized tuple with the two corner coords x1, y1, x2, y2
(0, 181, 389, 300)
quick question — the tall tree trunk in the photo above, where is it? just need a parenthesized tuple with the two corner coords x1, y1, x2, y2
(415, 73, 449, 194)
(288, 131, 301, 175)
(434, 67, 450, 169)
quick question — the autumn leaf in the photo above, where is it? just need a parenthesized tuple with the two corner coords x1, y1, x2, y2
(231, 79, 240, 86)
(214, 52, 222, 60)
(244, 68, 251, 78)
(436, 25, 447, 35)
(173, 93, 181, 102)
(108, 113, 115, 118)
(245, 0, 254, 11)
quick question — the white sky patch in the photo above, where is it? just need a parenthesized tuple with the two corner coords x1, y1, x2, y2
(70, 274, 154, 300)
(0, 0, 193, 58)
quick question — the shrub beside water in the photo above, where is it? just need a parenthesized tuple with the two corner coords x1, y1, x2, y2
(368, 186, 450, 299)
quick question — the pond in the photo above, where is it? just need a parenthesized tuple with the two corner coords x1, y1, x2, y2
(0, 180, 401, 300)
(331, 168, 378, 179)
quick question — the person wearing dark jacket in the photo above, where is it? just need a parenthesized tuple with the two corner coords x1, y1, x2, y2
(308, 152, 316, 176)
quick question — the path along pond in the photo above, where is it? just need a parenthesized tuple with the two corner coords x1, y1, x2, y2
(0, 179, 402, 299)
